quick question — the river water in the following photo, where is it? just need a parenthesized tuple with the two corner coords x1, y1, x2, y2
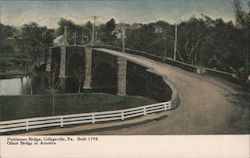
(0, 77, 29, 95)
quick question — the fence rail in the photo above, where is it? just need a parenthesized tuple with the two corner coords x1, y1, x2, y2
(0, 101, 171, 133)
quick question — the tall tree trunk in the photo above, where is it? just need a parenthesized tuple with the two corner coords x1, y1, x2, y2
(245, 48, 249, 81)
(52, 90, 55, 115)
(29, 77, 33, 95)
(78, 81, 81, 94)
(194, 50, 198, 66)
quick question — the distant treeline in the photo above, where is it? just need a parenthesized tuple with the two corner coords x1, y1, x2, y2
(0, 0, 249, 79)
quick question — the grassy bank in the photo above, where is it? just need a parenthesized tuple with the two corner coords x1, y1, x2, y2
(0, 93, 156, 121)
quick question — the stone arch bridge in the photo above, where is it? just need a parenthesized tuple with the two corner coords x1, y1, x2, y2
(46, 45, 172, 102)
(45, 45, 249, 134)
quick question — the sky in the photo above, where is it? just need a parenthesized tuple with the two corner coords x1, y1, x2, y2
(0, 0, 249, 28)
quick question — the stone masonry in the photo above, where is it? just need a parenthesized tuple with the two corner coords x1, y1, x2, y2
(117, 57, 127, 96)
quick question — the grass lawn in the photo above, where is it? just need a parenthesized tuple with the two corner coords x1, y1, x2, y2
(0, 93, 156, 121)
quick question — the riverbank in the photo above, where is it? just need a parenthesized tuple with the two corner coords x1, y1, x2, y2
(0, 93, 156, 121)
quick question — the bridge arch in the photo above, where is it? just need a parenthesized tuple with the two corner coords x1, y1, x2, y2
(91, 61, 118, 94)
(92, 51, 118, 72)
(127, 73, 146, 96)
(65, 53, 85, 92)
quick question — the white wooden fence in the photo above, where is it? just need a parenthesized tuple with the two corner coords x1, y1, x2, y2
(0, 101, 171, 133)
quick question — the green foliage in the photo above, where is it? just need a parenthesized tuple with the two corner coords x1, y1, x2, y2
(56, 18, 92, 45)
(233, 0, 250, 79)
(17, 22, 54, 94)
(177, 16, 244, 73)
(21, 22, 54, 62)
(98, 18, 117, 44)
(0, 24, 24, 72)
(127, 23, 162, 56)
(126, 15, 247, 76)
(177, 17, 205, 64)
(126, 22, 174, 58)
(20, 22, 54, 86)
(0, 24, 17, 55)
(0, 5, 249, 79)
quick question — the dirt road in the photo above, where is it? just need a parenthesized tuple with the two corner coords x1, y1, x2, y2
(84, 48, 249, 134)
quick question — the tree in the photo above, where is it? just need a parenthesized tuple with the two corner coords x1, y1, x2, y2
(98, 18, 117, 44)
(0, 24, 17, 55)
(84, 21, 93, 42)
(126, 21, 175, 58)
(177, 17, 206, 65)
(196, 16, 244, 73)
(21, 22, 54, 95)
(74, 65, 84, 94)
(57, 18, 91, 45)
(47, 63, 60, 115)
(127, 23, 160, 55)
(0, 24, 20, 72)
(233, 0, 250, 80)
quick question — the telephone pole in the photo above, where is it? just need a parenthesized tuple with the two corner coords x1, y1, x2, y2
(162, 30, 167, 62)
(173, 23, 178, 61)
(74, 32, 77, 45)
(81, 33, 84, 45)
(0, 8, 1, 24)
(64, 26, 68, 46)
(121, 27, 125, 52)
(245, 37, 249, 81)
(91, 16, 97, 46)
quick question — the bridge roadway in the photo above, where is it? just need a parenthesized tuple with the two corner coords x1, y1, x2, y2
(83, 48, 249, 134)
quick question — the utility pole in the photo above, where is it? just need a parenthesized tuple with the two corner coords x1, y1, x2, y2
(0, 7, 1, 24)
(91, 16, 97, 46)
(174, 23, 178, 61)
(162, 29, 167, 62)
(95, 31, 98, 41)
(81, 33, 84, 45)
(245, 20, 249, 82)
(121, 27, 125, 52)
(74, 32, 77, 45)
(64, 26, 68, 46)
(245, 40, 249, 81)
(242, 20, 249, 82)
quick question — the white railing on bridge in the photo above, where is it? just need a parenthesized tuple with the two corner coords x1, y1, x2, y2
(0, 101, 171, 133)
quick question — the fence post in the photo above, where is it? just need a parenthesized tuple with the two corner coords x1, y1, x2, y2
(60, 117, 64, 127)
(164, 102, 167, 111)
(121, 111, 124, 120)
(92, 114, 95, 123)
(143, 107, 147, 115)
(168, 102, 171, 110)
(25, 120, 29, 131)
